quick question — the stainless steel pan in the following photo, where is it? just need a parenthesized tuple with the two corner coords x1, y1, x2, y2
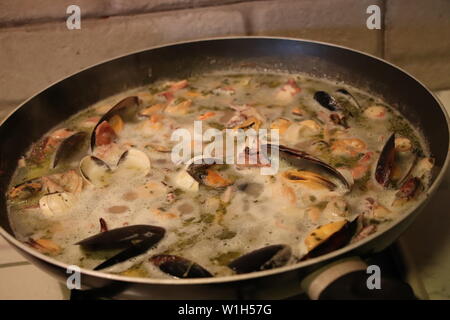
(0, 37, 448, 299)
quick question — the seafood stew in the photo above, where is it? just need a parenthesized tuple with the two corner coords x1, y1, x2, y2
(6, 72, 433, 279)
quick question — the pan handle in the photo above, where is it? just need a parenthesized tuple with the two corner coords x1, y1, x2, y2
(301, 257, 417, 300)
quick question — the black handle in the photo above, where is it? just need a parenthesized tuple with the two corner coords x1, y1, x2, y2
(318, 269, 417, 300)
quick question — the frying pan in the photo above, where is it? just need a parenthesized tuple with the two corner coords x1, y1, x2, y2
(0, 37, 448, 299)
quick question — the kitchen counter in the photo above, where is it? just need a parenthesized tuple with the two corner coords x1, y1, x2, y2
(1, 90, 449, 300)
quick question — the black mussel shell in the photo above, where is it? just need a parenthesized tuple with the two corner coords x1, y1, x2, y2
(314, 91, 342, 112)
(375, 133, 396, 187)
(52, 131, 87, 168)
(91, 96, 140, 149)
(76, 225, 165, 251)
(150, 255, 213, 278)
(265, 144, 350, 189)
(300, 219, 357, 261)
(94, 237, 160, 271)
(228, 244, 292, 274)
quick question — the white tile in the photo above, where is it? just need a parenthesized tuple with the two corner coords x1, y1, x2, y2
(0, 263, 68, 300)
(436, 90, 450, 110)
(0, 236, 27, 264)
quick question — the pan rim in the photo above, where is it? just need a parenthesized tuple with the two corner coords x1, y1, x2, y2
(1, 35, 449, 286)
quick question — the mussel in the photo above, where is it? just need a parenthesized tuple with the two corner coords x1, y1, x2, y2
(375, 133, 396, 187)
(265, 144, 350, 190)
(52, 131, 87, 168)
(7, 178, 43, 201)
(282, 170, 337, 191)
(336, 88, 362, 110)
(314, 91, 342, 112)
(393, 177, 423, 206)
(301, 219, 357, 261)
(186, 157, 232, 188)
(150, 255, 213, 278)
(228, 244, 292, 274)
(91, 96, 140, 149)
(314, 91, 353, 128)
(76, 225, 165, 270)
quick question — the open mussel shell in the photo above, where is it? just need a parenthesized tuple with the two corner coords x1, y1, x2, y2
(116, 148, 151, 177)
(76, 225, 165, 251)
(52, 131, 87, 168)
(7, 178, 43, 201)
(79, 155, 112, 187)
(393, 176, 423, 206)
(185, 156, 232, 188)
(394, 152, 418, 187)
(375, 133, 396, 187)
(94, 237, 160, 271)
(301, 219, 357, 261)
(91, 96, 140, 149)
(336, 88, 362, 110)
(265, 144, 350, 190)
(228, 244, 292, 274)
(186, 156, 222, 183)
(150, 255, 213, 278)
(314, 91, 342, 112)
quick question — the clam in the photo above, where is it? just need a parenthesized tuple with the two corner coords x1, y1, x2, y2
(91, 96, 140, 149)
(52, 131, 87, 168)
(76, 225, 165, 270)
(39, 192, 76, 217)
(80, 148, 150, 187)
(301, 219, 357, 261)
(174, 169, 199, 192)
(41, 170, 84, 194)
(265, 144, 350, 190)
(150, 255, 213, 278)
(228, 244, 292, 274)
(115, 148, 151, 178)
(79, 156, 112, 187)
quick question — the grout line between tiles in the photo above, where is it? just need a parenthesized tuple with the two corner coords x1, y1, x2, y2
(380, 0, 387, 59)
(0, 261, 31, 268)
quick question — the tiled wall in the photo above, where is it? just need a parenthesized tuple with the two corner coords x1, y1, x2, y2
(0, 0, 449, 117)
